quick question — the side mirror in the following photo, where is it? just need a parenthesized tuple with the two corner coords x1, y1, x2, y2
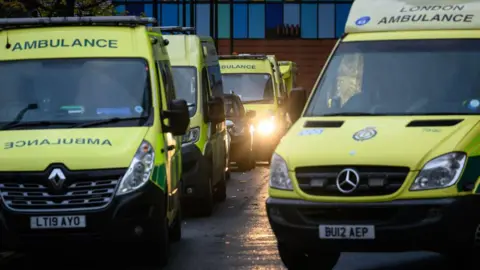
(288, 87, 307, 123)
(246, 110, 256, 119)
(163, 99, 190, 136)
(208, 97, 226, 123)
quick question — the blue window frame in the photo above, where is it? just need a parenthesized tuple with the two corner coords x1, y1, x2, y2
(283, 4, 299, 26)
(265, 3, 282, 38)
(125, 3, 143, 16)
(318, 4, 334, 38)
(335, 3, 352, 38)
(196, 4, 210, 36)
(248, 4, 265, 38)
(300, 3, 317, 38)
(144, 4, 153, 18)
(161, 4, 178, 26)
(233, 4, 247, 38)
(218, 4, 230, 38)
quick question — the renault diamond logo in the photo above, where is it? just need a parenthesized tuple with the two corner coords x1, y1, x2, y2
(48, 168, 66, 189)
(336, 168, 360, 194)
(353, 127, 377, 141)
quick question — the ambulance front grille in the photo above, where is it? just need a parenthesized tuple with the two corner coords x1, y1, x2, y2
(0, 179, 119, 212)
(295, 165, 410, 197)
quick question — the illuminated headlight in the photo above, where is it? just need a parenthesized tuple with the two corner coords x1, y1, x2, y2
(117, 140, 155, 195)
(410, 152, 467, 191)
(257, 116, 275, 135)
(182, 127, 200, 145)
(269, 153, 293, 190)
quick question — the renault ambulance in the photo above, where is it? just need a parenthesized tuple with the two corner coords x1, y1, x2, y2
(0, 16, 189, 266)
(220, 54, 289, 162)
(159, 27, 228, 217)
(266, 0, 480, 269)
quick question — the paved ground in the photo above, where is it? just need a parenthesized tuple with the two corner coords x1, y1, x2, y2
(1, 165, 452, 269)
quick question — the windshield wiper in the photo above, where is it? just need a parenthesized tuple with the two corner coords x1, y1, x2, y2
(73, 116, 149, 128)
(0, 120, 78, 130)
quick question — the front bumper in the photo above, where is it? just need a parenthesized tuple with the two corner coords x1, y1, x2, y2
(266, 196, 480, 253)
(1, 181, 166, 251)
(181, 143, 210, 200)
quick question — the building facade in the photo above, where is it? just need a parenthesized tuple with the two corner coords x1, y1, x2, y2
(113, 0, 354, 89)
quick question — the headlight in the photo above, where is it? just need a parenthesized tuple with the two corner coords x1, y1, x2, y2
(117, 140, 155, 196)
(257, 116, 275, 135)
(410, 152, 467, 191)
(182, 127, 200, 145)
(270, 153, 293, 190)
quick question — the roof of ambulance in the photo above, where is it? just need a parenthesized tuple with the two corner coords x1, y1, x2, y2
(345, 0, 480, 34)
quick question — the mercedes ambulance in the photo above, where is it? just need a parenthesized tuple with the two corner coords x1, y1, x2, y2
(0, 16, 189, 266)
(160, 27, 228, 216)
(220, 54, 290, 162)
(267, 0, 480, 269)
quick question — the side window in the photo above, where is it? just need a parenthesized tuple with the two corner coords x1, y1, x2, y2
(207, 65, 223, 97)
(158, 61, 176, 107)
(201, 67, 211, 119)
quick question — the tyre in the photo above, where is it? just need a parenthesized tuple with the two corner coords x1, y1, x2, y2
(169, 204, 182, 242)
(139, 218, 170, 267)
(215, 171, 227, 202)
(277, 242, 340, 270)
(196, 174, 214, 217)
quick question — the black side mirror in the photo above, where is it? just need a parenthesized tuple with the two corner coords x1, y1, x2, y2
(288, 87, 307, 123)
(246, 110, 256, 119)
(208, 97, 225, 123)
(163, 99, 190, 136)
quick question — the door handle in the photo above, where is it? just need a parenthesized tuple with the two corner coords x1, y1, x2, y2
(167, 145, 175, 151)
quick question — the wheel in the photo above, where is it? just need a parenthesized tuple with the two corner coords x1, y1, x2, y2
(238, 151, 254, 171)
(169, 202, 182, 242)
(277, 242, 340, 270)
(248, 150, 256, 170)
(226, 170, 231, 180)
(140, 218, 170, 267)
(215, 171, 227, 202)
(196, 174, 214, 217)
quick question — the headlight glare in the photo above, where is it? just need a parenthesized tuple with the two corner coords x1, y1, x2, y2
(117, 140, 155, 195)
(410, 152, 466, 191)
(270, 153, 293, 190)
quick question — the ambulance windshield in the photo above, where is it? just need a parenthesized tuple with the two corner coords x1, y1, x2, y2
(0, 58, 151, 129)
(306, 39, 480, 116)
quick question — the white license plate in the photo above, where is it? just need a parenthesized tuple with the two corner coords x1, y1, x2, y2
(319, 225, 375, 239)
(30, 216, 86, 229)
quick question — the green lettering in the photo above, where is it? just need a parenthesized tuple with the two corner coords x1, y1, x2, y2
(75, 138, 85, 144)
(28, 139, 38, 146)
(108, 40, 118, 48)
(96, 39, 107, 48)
(4, 142, 13, 149)
(25, 41, 37, 50)
(15, 141, 26, 147)
(62, 138, 73, 144)
(88, 138, 100, 145)
(84, 39, 95, 47)
(61, 39, 70, 47)
(49, 39, 60, 48)
(71, 39, 82, 47)
(101, 139, 112, 146)
(51, 138, 61, 145)
(39, 139, 50, 145)
(38, 40, 48, 48)
(11, 42, 22, 51)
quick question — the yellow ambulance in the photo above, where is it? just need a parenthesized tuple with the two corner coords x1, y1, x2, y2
(278, 61, 298, 95)
(159, 27, 228, 216)
(267, 0, 480, 269)
(220, 54, 290, 162)
(0, 16, 189, 266)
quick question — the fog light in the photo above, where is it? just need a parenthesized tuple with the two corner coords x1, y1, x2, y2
(134, 226, 143, 236)
(186, 187, 193, 194)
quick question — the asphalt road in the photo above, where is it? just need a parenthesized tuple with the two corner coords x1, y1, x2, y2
(1, 165, 453, 269)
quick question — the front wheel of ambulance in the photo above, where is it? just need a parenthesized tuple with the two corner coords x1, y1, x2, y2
(141, 218, 170, 267)
(277, 243, 340, 270)
(197, 174, 214, 217)
(215, 171, 227, 202)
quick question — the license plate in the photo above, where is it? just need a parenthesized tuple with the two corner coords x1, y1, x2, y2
(30, 216, 86, 229)
(319, 225, 375, 239)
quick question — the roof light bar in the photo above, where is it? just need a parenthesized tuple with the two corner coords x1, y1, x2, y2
(0, 16, 157, 30)
(152, 26, 196, 34)
(219, 54, 267, 60)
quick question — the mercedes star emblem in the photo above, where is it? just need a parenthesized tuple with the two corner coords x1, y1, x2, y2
(353, 127, 377, 141)
(336, 168, 360, 194)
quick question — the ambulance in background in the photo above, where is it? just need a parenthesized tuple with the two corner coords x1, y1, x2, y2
(278, 61, 298, 96)
(219, 54, 290, 163)
(267, 0, 480, 269)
